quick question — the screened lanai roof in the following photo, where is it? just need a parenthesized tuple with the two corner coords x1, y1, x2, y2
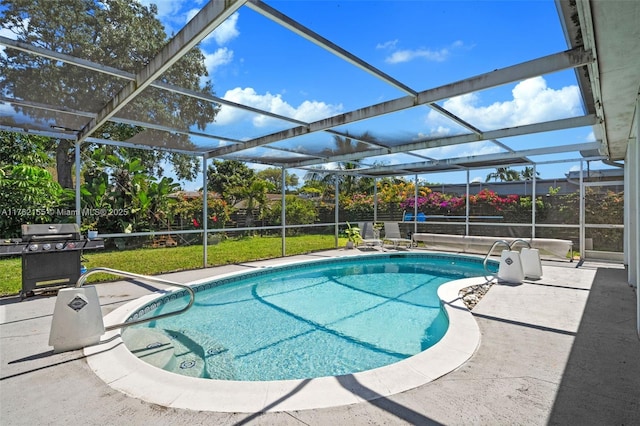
(1, 0, 638, 178)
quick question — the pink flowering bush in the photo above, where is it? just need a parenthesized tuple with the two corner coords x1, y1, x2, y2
(401, 189, 522, 216)
(400, 192, 466, 214)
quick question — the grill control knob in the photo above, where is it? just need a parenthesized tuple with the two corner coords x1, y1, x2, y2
(55, 242, 64, 250)
(42, 243, 51, 251)
(29, 244, 39, 251)
(66, 242, 76, 249)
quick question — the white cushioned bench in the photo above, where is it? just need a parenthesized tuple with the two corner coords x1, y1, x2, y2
(411, 233, 573, 260)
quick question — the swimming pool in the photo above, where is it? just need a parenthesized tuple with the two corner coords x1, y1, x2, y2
(122, 253, 495, 381)
(86, 252, 496, 412)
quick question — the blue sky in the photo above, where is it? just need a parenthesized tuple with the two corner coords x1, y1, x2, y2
(4, 0, 613, 188)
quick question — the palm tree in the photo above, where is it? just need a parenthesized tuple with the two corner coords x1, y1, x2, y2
(485, 167, 521, 182)
(233, 179, 273, 228)
(302, 168, 336, 200)
(520, 166, 540, 180)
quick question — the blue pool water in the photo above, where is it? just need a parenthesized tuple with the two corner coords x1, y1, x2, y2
(127, 253, 494, 381)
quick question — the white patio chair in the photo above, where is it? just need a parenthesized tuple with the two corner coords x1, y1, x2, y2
(357, 222, 383, 247)
(382, 222, 413, 249)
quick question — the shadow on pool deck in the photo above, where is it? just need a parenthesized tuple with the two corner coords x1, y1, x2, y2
(335, 375, 443, 426)
(547, 267, 640, 424)
(1, 254, 639, 425)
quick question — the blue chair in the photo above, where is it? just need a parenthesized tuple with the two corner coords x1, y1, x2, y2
(416, 212, 427, 222)
(403, 212, 413, 222)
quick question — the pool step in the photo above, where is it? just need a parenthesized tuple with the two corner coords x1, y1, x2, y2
(122, 328, 206, 378)
(122, 327, 237, 379)
(165, 328, 237, 380)
(162, 329, 207, 378)
(121, 328, 177, 372)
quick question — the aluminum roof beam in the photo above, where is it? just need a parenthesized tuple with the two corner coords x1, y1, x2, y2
(343, 141, 603, 176)
(2, 97, 94, 119)
(83, 137, 200, 156)
(0, 36, 132, 80)
(76, 0, 247, 143)
(2, 96, 248, 146)
(425, 103, 484, 135)
(574, 0, 608, 156)
(206, 47, 594, 158)
(0, 125, 77, 141)
(423, 103, 528, 161)
(323, 129, 393, 152)
(288, 115, 598, 168)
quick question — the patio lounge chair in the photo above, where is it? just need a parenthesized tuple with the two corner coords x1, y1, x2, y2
(403, 212, 427, 222)
(382, 222, 413, 249)
(357, 222, 383, 247)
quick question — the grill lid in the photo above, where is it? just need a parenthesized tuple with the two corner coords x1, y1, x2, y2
(21, 224, 81, 241)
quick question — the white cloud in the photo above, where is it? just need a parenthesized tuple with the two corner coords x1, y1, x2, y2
(386, 48, 450, 64)
(426, 76, 581, 131)
(286, 99, 342, 122)
(456, 142, 503, 157)
(417, 126, 451, 139)
(385, 40, 465, 64)
(215, 87, 343, 127)
(204, 47, 234, 73)
(208, 12, 240, 45)
(413, 76, 582, 160)
(376, 39, 398, 50)
(198, 12, 240, 78)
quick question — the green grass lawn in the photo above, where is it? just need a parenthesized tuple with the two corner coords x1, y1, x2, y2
(0, 234, 344, 296)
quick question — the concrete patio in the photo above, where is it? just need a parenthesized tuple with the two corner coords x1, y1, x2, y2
(1, 250, 638, 425)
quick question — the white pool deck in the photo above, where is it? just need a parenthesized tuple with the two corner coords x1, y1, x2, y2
(1, 248, 639, 425)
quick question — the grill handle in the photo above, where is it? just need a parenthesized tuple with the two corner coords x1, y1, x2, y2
(29, 233, 76, 241)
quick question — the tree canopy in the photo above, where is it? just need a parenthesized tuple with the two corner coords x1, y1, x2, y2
(0, 132, 54, 168)
(207, 160, 256, 206)
(256, 167, 299, 193)
(0, 0, 218, 187)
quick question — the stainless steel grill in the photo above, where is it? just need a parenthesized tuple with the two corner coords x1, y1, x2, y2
(0, 224, 104, 299)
